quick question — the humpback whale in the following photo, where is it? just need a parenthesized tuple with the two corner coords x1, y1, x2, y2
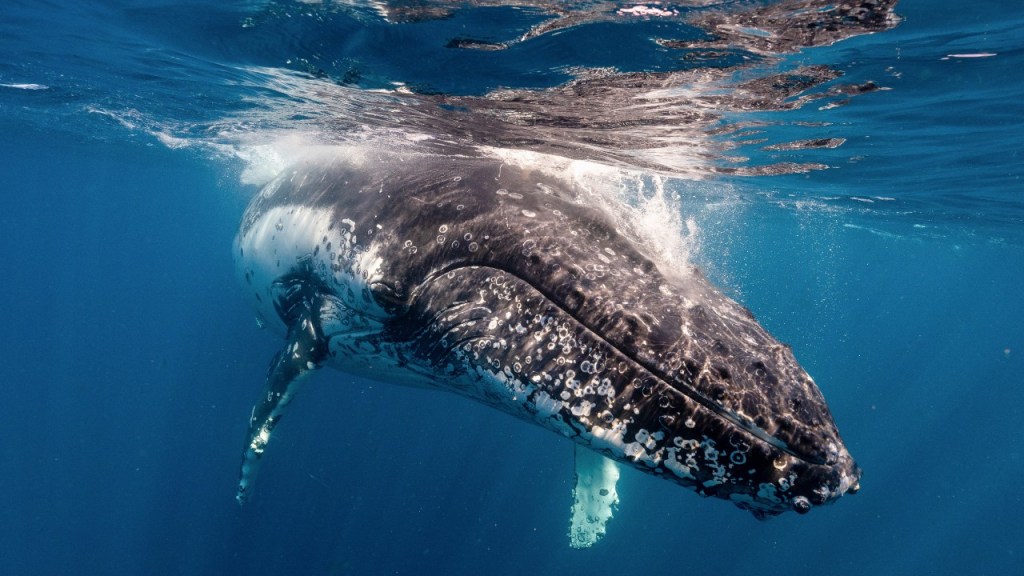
(233, 149, 860, 540)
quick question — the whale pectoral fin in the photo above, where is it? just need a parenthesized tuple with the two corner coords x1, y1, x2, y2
(568, 444, 621, 549)
(236, 307, 329, 505)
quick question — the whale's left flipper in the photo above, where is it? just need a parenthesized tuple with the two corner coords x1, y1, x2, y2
(236, 300, 329, 505)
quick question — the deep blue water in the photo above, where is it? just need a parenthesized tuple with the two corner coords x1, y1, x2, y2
(2, 1, 1022, 575)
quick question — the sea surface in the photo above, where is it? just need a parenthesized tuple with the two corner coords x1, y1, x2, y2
(1, 1, 1022, 575)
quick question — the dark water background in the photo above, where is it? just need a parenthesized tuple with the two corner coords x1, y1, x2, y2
(1, 1, 1022, 574)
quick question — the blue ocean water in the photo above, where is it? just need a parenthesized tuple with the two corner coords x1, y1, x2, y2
(1, 1, 1022, 575)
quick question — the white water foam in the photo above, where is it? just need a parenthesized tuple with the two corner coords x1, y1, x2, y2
(482, 146, 723, 275)
(1, 83, 49, 90)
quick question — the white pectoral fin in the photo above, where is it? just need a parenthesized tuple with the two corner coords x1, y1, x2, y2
(236, 305, 328, 505)
(568, 444, 621, 549)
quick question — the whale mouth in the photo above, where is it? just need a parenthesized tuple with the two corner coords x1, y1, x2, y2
(404, 263, 845, 470)
(398, 262, 861, 514)
(575, 321, 816, 465)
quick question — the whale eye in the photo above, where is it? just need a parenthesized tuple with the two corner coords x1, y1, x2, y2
(792, 496, 811, 514)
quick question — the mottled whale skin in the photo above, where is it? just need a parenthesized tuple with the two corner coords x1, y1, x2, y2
(234, 150, 861, 518)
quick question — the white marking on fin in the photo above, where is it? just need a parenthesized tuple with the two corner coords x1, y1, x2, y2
(568, 444, 620, 549)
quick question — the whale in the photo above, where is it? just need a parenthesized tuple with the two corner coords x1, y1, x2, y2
(232, 149, 861, 542)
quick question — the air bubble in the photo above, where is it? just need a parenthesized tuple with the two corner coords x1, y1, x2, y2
(439, 225, 449, 233)
(468, 242, 479, 252)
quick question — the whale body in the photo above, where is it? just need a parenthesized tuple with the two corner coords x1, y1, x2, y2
(233, 150, 860, 530)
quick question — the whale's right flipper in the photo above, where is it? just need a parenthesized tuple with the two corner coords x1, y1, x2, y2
(568, 445, 621, 549)
(236, 303, 329, 505)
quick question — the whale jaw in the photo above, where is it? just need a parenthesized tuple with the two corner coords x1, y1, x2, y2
(396, 262, 861, 518)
